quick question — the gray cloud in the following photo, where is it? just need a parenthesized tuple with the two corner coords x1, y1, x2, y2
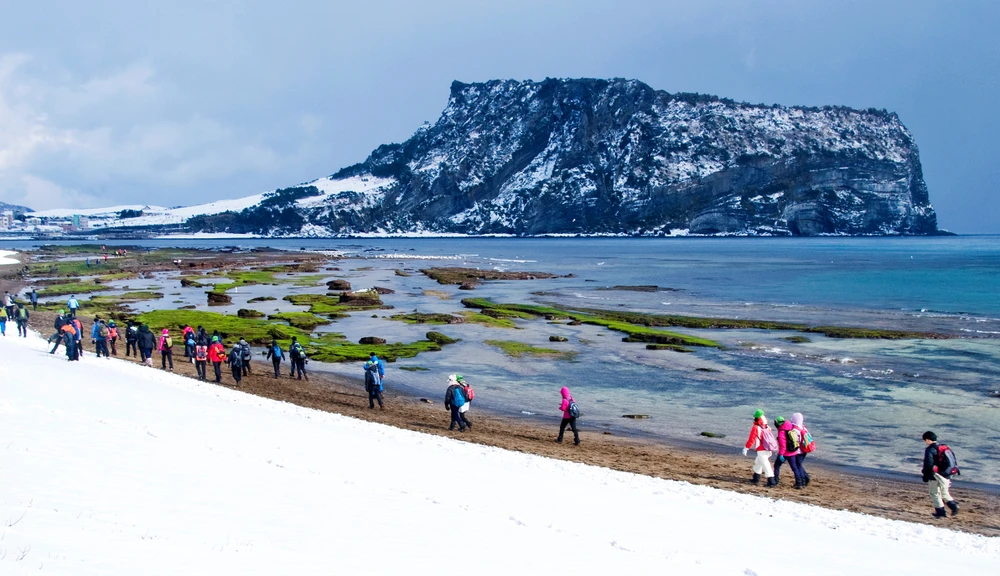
(0, 0, 997, 232)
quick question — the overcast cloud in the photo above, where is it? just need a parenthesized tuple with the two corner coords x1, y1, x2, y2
(0, 0, 997, 232)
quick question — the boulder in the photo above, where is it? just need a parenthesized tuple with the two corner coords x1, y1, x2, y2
(339, 290, 382, 307)
(358, 336, 387, 345)
(426, 331, 458, 345)
(327, 279, 352, 291)
(458, 281, 477, 290)
(206, 291, 231, 304)
(373, 286, 395, 295)
(549, 335, 568, 342)
(237, 308, 264, 318)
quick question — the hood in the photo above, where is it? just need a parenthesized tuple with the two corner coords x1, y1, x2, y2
(448, 374, 458, 385)
(560, 386, 571, 399)
(791, 413, 804, 427)
(138, 325, 150, 333)
(778, 420, 794, 431)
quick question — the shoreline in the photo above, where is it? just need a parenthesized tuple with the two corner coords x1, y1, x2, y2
(25, 310, 1000, 536)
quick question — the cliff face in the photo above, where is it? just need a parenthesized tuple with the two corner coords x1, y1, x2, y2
(192, 78, 938, 236)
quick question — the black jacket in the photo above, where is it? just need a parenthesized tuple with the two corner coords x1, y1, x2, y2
(923, 442, 956, 481)
(54, 315, 67, 330)
(137, 327, 156, 350)
(444, 384, 459, 410)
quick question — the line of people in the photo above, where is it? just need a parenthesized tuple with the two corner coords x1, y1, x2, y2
(1, 299, 31, 337)
(743, 409, 815, 489)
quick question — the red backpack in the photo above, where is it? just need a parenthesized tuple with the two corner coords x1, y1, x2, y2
(936, 444, 960, 476)
(462, 385, 475, 401)
(195, 345, 208, 361)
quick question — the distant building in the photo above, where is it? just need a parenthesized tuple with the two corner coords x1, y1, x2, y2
(72, 214, 90, 230)
(1, 210, 13, 229)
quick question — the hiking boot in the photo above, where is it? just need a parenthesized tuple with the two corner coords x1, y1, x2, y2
(574, 439, 580, 445)
(932, 507, 948, 518)
(793, 482, 802, 490)
(750, 473, 760, 485)
(947, 501, 959, 516)
(766, 477, 777, 487)
(555, 438, 563, 444)
(803, 476, 811, 487)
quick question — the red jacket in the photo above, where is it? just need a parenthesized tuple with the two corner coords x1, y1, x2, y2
(208, 342, 226, 362)
(744, 420, 774, 452)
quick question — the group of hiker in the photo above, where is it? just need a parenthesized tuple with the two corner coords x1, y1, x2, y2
(743, 409, 815, 489)
(2, 289, 34, 338)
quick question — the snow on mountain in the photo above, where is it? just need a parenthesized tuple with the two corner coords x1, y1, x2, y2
(1, 332, 996, 575)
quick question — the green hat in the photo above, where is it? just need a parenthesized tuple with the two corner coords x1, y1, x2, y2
(753, 409, 764, 419)
(212, 336, 219, 343)
(59, 309, 65, 314)
(774, 416, 786, 425)
(456, 374, 465, 383)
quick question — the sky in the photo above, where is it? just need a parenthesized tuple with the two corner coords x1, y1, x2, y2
(0, 1, 997, 233)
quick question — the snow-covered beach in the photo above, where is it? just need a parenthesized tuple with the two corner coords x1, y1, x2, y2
(1, 330, 997, 575)
(0, 250, 19, 266)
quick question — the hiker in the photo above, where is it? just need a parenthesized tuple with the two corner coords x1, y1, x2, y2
(14, 302, 29, 337)
(238, 338, 252, 376)
(125, 320, 139, 357)
(289, 337, 307, 380)
(444, 374, 466, 430)
(94, 319, 111, 358)
(922, 431, 960, 518)
(266, 339, 284, 378)
(72, 316, 84, 359)
(791, 413, 813, 487)
(159, 329, 174, 371)
(228, 341, 244, 385)
(777, 414, 806, 488)
(137, 324, 156, 366)
(48, 311, 68, 353)
(182, 325, 195, 358)
(61, 321, 78, 361)
(3, 291, 13, 319)
(194, 336, 209, 380)
(29, 288, 37, 311)
(457, 375, 473, 429)
(0, 306, 6, 336)
(742, 409, 777, 486)
(67, 295, 79, 318)
(107, 320, 119, 355)
(208, 336, 226, 383)
(557, 386, 581, 445)
(364, 354, 384, 409)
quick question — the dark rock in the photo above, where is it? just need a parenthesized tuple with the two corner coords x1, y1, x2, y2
(426, 331, 459, 345)
(567, 320, 583, 326)
(327, 279, 352, 291)
(373, 286, 395, 295)
(206, 291, 231, 304)
(700, 431, 726, 438)
(338, 290, 381, 307)
(549, 335, 568, 342)
(622, 414, 650, 419)
(458, 281, 477, 290)
(237, 308, 264, 318)
(358, 337, 387, 345)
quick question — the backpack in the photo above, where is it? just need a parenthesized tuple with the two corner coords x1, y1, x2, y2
(760, 426, 779, 452)
(785, 428, 802, 452)
(195, 345, 208, 361)
(98, 325, 109, 339)
(291, 343, 306, 360)
(108, 327, 118, 339)
(230, 351, 243, 368)
(936, 444, 960, 476)
(567, 400, 581, 419)
(462, 385, 475, 402)
(241, 344, 252, 360)
(271, 343, 282, 358)
(800, 430, 816, 454)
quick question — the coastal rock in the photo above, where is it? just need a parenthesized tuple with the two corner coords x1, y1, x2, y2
(549, 336, 568, 342)
(327, 279, 352, 291)
(458, 281, 477, 290)
(338, 290, 381, 307)
(237, 308, 265, 318)
(207, 291, 231, 304)
(183, 78, 938, 237)
(373, 286, 395, 295)
(426, 331, 458, 345)
(358, 337, 387, 345)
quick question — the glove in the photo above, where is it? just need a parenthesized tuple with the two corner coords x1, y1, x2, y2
(742, 448, 749, 456)
(778, 455, 785, 463)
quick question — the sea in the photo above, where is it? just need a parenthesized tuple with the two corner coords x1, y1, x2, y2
(6, 236, 1000, 485)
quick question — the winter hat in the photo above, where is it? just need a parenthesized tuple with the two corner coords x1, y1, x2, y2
(753, 409, 764, 420)
(456, 374, 465, 383)
(212, 336, 219, 343)
(774, 416, 786, 425)
(790, 413, 804, 427)
(448, 374, 458, 384)
(922, 431, 937, 442)
(59, 309, 65, 314)
(162, 329, 169, 335)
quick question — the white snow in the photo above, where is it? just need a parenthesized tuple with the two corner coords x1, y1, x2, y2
(0, 250, 19, 265)
(1, 332, 997, 575)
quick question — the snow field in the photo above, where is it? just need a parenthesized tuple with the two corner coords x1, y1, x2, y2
(0, 332, 996, 575)
(0, 250, 19, 265)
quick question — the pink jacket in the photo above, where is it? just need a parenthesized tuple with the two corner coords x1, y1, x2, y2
(777, 420, 802, 457)
(559, 387, 574, 418)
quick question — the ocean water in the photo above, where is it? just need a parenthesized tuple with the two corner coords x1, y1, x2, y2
(10, 236, 1000, 484)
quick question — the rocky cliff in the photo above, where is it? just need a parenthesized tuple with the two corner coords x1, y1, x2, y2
(189, 78, 938, 236)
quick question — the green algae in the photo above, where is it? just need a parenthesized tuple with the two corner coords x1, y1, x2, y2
(484, 340, 576, 359)
(37, 281, 113, 298)
(267, 312, 332, 331)
(133, 310, 309, 344)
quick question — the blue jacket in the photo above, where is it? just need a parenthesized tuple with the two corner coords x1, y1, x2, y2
(67, 297, 79, 309)
(368, 356, 385, 377)
(91, 323, 101, 339)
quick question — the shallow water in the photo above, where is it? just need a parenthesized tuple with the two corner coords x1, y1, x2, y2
(13, 236, 1000, 484)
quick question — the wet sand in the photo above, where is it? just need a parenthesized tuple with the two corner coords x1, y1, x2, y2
(26, 308, 1000, 537)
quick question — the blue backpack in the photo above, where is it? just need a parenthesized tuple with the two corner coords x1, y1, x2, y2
(272, 343, 282, 358)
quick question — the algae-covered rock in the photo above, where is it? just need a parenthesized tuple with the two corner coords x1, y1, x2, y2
(549, 335, 569, 342)
(247, 296, 276, 303)
(339, 289, 382, 307)
(207, 291, 231, 304)
(426, 331, 458, 345)
(237, 308, 265, 318)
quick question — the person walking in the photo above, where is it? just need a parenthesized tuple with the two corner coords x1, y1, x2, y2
(0, 306, 7, 336)
(208, 336, 226, 383)
(238, 338, 252, 376)
(125, 320, 139, 357)
(66, 295, 79, 318)
(61, 321, 78, 361)
(556, 386, 580, 445)
(444, 374, 466, 431)
(94, 319, 111, 358)
(266, 339, 284, 378)
(228, 341, 244, 386)
(289, 338, 308, 380)
(3, 291, 13, 319)
(29, 288, 38, 311)
(107, 320, 119, 355)
(194, 335, 209, 380)
(790, 413, 813, 487)
(457, 375, 473, 430)
(159, 329, 174, 371)
(14, 302, 29, 337)
(922, 431, 960, 518)
(364, 354, 384, 409)
(777, 414, 806, 488)
(182, 325, 195, 358)
(137, 324, 156, 366)
(48, 311, 68, 353)
(742, 409, 777, 486)
(72, 316, 84, 359)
